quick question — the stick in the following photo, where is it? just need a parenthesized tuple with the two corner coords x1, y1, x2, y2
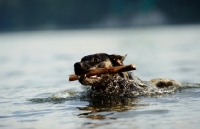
(69, 64, 136, 81)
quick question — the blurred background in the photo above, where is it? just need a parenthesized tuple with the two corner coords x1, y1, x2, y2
(1, 0, 200, 31)
(0, 1, 200, 128)
(0, 0, 200, 85)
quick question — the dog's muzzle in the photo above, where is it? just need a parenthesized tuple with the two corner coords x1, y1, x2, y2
(74, 61, 91, 75)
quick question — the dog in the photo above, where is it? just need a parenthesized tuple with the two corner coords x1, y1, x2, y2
(74, 53, 182, 98)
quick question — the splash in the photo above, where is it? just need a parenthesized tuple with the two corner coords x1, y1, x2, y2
(29, 90, 79, 103)
(78, 75, 184, 99)
(182, 82, 200, 88)
(28, 82, 200, 104)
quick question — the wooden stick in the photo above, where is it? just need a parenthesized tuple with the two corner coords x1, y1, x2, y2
(69, 64, 136, 81)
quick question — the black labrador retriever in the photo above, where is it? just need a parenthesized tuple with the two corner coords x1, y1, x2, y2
(74, 53, 182, 98)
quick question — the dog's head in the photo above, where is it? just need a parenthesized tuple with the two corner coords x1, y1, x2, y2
(74, 53, 131, 90)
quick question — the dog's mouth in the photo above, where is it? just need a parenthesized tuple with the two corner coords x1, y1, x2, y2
(74, 61, 107, 86)
(78, 68, 106, 86)
(88, 74, 101, 79)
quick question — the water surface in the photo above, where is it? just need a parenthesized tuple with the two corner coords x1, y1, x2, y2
(0, 25, 200, 129)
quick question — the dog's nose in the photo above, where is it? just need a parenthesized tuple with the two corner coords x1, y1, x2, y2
(74, 62, 82, 68)
(74, 62, 85, 75)
(74, 61, 91, 75)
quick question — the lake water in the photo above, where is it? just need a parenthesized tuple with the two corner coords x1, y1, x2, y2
(0, 25, 200, 129)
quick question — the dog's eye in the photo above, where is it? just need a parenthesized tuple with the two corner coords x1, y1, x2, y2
(92, 58, 101, 63)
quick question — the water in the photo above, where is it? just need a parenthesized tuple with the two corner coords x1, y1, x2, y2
(0, 25, 200, 129)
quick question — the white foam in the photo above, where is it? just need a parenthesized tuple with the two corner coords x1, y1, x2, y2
(51, 92, 70, 99)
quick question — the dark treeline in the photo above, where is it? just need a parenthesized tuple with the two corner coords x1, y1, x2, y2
(0, 0, 200, 31)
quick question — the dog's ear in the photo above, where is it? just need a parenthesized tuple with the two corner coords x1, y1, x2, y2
(108, 54, 127, 66)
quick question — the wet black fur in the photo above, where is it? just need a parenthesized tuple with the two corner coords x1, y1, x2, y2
(74, 53, 182, 98)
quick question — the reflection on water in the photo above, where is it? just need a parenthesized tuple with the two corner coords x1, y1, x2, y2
(28, 82, 200, 121)
(0, 25, 200, 129)
(78, 99, 140, 111)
